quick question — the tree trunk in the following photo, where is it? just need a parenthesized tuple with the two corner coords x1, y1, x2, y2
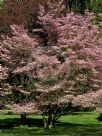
(98, 113, 102, 121)
(53, 114, 61, 122)
(43, 118, 48, 129)
(20, 114, 27, 125)
(79, 0, 86, 14)
(43, 114, 54, 129)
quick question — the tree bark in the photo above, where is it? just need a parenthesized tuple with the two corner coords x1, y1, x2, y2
(79, 0, 86, 14)
(20, 114, 27, 125)
(43, 114, 54, 129)
(98, 113, 102, 121)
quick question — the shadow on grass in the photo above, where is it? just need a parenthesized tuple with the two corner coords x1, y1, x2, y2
(27, 118, 43, 127)
(56, 120, 102, 127)
(96, 114, 102, 121)
(0, 117, 102, 136)
(0, 118, 43, 129)
(0, 116, 102, 128)
(0, 118, 20, 129)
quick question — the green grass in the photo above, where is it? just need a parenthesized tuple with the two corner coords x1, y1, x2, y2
(0, 112, 102, 136)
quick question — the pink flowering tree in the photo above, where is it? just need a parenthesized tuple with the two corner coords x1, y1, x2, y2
(1, 5, 102, 128)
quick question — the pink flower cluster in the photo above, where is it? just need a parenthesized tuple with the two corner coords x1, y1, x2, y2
(1, 5, 102, 114)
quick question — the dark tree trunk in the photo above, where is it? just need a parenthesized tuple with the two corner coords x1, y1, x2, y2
(64, 0, 73, 12)
(43, 114, 54, 129)
(43, 118, 48, 129)
(97, 113, 102, 121)
(20, 114, 27, 125)
(87, 0, 92, 12)
(47, 114, 53, 127)
(53, 114, 61, 122)
(79, 0, 86, 14)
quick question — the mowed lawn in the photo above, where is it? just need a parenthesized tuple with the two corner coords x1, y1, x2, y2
(0, 112, 102, 136)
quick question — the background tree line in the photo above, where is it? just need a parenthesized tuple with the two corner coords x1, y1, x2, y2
(0, 0, 102, 14)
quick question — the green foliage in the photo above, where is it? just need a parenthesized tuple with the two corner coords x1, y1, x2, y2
(91, 0, 102, 13)
(66, 0, 102, 14)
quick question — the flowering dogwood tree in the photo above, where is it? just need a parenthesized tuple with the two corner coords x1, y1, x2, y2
(0, 5, 102, 128)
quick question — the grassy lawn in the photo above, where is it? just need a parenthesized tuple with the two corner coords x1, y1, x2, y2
(0, 112, 102, 136)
